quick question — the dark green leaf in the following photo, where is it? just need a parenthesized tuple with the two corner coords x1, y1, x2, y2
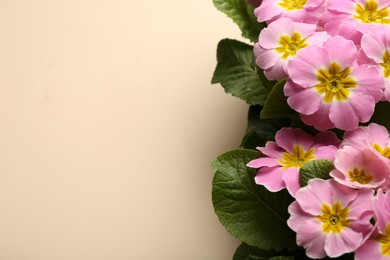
(241, 105, 291, 149)
(211, 149, 297, 251)
(233, 243, 273, 260)
(212, 39, 270, 105)
(260, 80, 296, 119)
(299, 160, 334, 187)
(213, 0, 264, 42)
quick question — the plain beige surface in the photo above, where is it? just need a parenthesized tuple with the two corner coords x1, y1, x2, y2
(0, 0, 250, 259)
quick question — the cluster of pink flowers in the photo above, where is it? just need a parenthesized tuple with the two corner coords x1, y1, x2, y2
(254, 0, 390, 131)
(246, 0, 390, 258)
(248, 124, 390, 259)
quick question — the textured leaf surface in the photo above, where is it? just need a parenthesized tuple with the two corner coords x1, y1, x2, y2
(211, 149, 296, 250)
(213, 0, 263, 42)
(260, 80, 296, 119)
(212, 39, 270, 105)
(299, 159, 334, 187)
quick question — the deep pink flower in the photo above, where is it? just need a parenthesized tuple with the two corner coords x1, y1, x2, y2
(247, 128, 339, 196)
(288, 179, 375, 258)
(254, 18, 329, 80)
(285, 36, 384, 130)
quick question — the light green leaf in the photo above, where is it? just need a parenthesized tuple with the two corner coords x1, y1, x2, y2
(299, 160, 334, 187)
(212, 39, 271, 105)
(211, 149, 297, 251)
(213, 0, 264, 42)
(260, 80, 296, 119)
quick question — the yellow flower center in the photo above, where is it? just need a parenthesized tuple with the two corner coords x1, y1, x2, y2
(382, 51, 390, 78)
(314, 62, 357, 103)
(317, 202, 350, 234)
(348, 167, 373, 184)
(275, 32, 309, 59)
(354, 0, 390, 24)
(373, 143, 390, 159)
(278, 144, 316, 168)
(376, 224, 390, 256)
(278, 0, 307, 10)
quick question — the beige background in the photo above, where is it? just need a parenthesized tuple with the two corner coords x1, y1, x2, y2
(0, 0, 250, 259)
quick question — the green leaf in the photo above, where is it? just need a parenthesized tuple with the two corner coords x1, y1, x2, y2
(233, 243, 296, 260)
(370, 102, 390, 130)
(211, 149, 297, 251)
(299, 159, 334, 187)
(212, 39, 270, 105)
(241, 105, 291, 149)
(233, 243, 273, 260)
(260, 80, 296, 119)
(213, 0, 264, 42)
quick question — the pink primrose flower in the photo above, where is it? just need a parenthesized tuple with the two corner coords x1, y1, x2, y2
(355, 189, 390, 260)
(342, 123, 390, 164)
(288, 179, 375, 259)
(254, 18, 330, 80)
(286, 36, 384, 130)
(246, 128, 339, 196)
(361, 27, 390, 101)
(330, 146, 390, 189)
(324, 0, 390, 38)
(255, 0, 326, 24)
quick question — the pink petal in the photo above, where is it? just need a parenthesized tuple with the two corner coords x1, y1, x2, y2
(288, 46, 329, 87)
(325, 229, 363, 257)
(339, 21, 363, 45)
(368, 123, 390, 147)
(323, 36, 357, 68)
(282, 167, 301, 196)
(258, 18, 294, 49)
(295, 179, 333, 215)
(347, 188, 375, 220)
(329, 101, 360, 131)
(355, 239, 384, 260)
(263, 58, 287, 80)
(255, 166, 285, 192)
(350, 65, 384, 102)
(258, 141, 285, 159)
(327, 0, 356, 14)
(254, 44, 281, 70)
(313, 145, 338, 161)
(342, 126, 372, 149)
(247, 157, 279, 168)
(287, 201, 312, 232)
(361, 29, 387, 63)
(286, 85, 322, 115)
(254, 1, 283, 22)
(347, 88, 376, 123)
(313, 131, 341, 147)
(305, 31, 331, 46)
(275, 128, 314, 152)
(300, 102, 335, 130)
(296, 219, 327, 259)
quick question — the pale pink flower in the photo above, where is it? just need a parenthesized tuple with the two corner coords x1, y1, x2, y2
(286, 36, 384, 130)
(355, 189, 390, 260)
(342, 123, 390, 164)
(330, 146, 390, 189)
(247, 128, 339, 196)
(324, 0, 390, 39)
(361, 27, 390, 101)
(288, 179, 374, 259)
(254, 18, 329, 80)
(255, 0, 326, 24)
